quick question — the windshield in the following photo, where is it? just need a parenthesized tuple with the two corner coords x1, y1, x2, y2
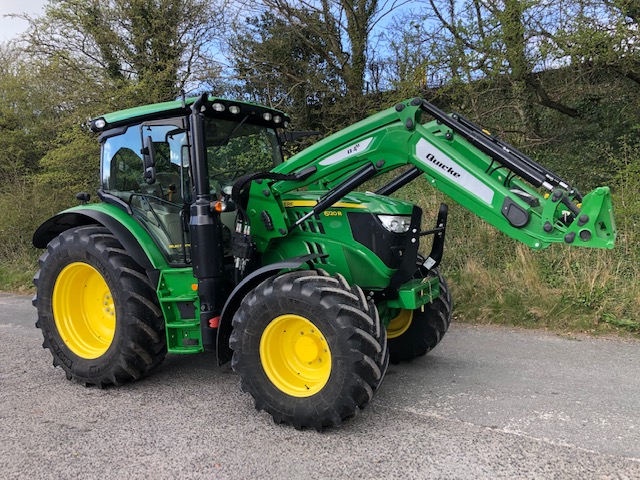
(205, 118, 283, 189)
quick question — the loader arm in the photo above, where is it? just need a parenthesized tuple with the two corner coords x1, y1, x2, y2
(242, 98, 615, 252)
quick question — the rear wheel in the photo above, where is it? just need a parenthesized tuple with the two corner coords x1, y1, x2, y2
(230, 270, 388, 430)
(33, 226, 166, 386)
(387, 265, 452, 363)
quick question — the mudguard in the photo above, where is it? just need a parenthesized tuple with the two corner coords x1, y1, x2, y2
(216, 253, 325, 365)
(33, 204, 169, 285)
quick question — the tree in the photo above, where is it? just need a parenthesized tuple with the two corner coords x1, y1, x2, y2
(20, 0, 226, 104)
(388, 0, 583, 139)
(0, 43, 65, 182)
(548, 0, 640, 87)
(0, 42, 96, 268)
(228, 10, 342, 133)
(232, 0, 408, 129)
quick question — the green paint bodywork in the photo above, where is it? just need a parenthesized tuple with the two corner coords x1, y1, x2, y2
(45, 97, 616, 355)
(258, 191, 414, 288)
(386, 276, 440, 310)
(157, 268, 201, 354)
(60, 203, 170, 270)
(248, 99, 616, 252)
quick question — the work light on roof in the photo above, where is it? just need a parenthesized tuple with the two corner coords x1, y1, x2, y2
(94, 118, 106, 129)
(273, 115, 282, 124)
(263, 112, 273, 122)
(229, 105, 241, 114)
(211, 102, 225, 112)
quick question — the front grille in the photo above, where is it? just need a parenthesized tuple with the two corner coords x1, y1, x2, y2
(292, 211, 326, 234)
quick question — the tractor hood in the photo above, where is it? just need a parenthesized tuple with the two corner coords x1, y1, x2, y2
(280, 191, 414, 216)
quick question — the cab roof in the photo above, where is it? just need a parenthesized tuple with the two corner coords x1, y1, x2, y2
(90, 96, 290, 133)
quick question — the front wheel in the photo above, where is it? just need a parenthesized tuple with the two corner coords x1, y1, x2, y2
(387, 266, 452, 363)
(230, 270, 389, 430)
(33, 225, 166, 387)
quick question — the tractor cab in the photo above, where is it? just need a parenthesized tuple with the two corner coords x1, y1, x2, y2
(95, 98, 289, 264)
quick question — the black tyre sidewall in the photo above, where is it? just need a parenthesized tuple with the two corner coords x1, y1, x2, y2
(231, 271, 386, 428)
(35, 226, 164, 385)
(238, 297, 363, 414)
(387, 265, 452, 363)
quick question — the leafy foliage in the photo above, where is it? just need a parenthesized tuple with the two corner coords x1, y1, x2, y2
(22, 0, 226, 103)
(228, 0, 406, 132)
(228, 11, 342, 133)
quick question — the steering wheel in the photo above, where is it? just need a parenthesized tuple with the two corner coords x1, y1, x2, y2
(154, 173, 181, 202)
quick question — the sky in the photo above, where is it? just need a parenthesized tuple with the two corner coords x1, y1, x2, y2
(1, 0, 411, 44)
(0, 0, 47, 41)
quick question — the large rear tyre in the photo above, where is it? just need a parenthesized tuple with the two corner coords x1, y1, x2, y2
(387, 265, 452, 363)
(33, 226, 166, 387)
(230, 270, 389, 430)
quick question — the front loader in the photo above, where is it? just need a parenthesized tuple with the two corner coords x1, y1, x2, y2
(33, 95, 616, 430)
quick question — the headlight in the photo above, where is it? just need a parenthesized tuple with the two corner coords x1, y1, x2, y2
(377, 215, 411, 233)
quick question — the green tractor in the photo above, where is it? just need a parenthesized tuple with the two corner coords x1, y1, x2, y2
(33, 95, 616, 430)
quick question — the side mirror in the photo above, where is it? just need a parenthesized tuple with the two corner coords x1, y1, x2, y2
(75, 192, 91, 205)
(142, 136, 156, 185)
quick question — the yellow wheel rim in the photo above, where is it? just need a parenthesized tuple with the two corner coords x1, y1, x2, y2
(52, 262, 116, 359)
(260, 314, 332, 397)
(387, 309, 413, 339)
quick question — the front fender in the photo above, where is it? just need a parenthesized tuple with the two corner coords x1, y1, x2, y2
(33, 204, 170, 282)
(216, 254, 325, 365)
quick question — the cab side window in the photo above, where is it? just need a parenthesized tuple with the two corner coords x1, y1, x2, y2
(102, 124, 189, 203)
(140, 127, 189, 204)
(100, 122, 191, 264)
(110, 148, 141, 191)
(102, 128, 144, 199)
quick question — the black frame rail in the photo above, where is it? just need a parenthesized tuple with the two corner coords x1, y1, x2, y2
(417, 99, 582, 202)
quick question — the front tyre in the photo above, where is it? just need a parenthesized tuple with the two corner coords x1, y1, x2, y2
(387, 266, 452, 363)
(33, 226, 166, 387)
(230, 270, 389, 430)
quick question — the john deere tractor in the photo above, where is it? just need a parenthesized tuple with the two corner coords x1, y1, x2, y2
(33, 94, 616, 430)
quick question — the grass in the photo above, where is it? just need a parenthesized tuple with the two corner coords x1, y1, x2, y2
(393, 176, 640, 338)
(0, 247, 39, 294)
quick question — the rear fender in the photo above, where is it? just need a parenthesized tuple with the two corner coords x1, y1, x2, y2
(216, 254, 325, 365)
(33, 204, 169, 286)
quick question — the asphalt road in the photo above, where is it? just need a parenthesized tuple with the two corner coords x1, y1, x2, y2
(1, 292, 639, 479)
